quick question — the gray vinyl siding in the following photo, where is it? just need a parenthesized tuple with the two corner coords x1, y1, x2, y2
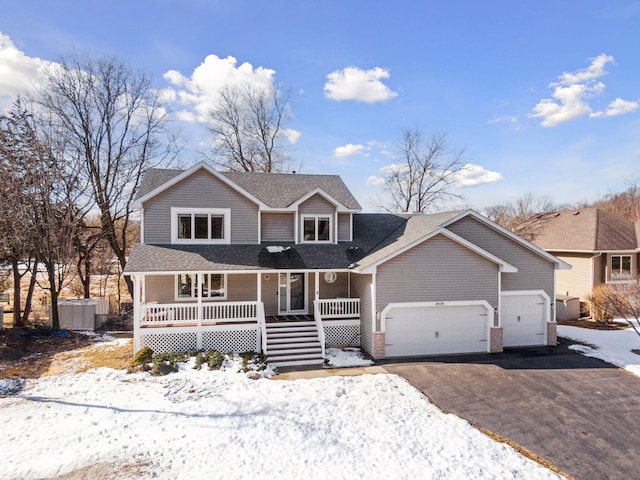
(144, 273, 257, 303)
(553, 253, 593, 300)
(261, 273, 279, 316)
(351, 273, 373, 356)
(447, 217, 555, 299)
(338, 213, 351, 241)
(317, 272, 349, 299)
(376, 234, 499, 311)
(261, 212, 295, 242)
(298, 194, 337, 243)
(143, 169, 259, 244)
(145, 275, 174, 303)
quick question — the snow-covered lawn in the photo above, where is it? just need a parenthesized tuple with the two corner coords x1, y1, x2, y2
(0, 341, 560, 480)
(558, 321, 640, 377)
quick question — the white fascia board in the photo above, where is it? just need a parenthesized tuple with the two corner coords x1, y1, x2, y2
(133, 161, 268, 209)
(355, 227, 517, 274)
(441, 209, 572, 270)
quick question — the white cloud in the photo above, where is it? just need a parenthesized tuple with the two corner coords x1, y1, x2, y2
(380, 162, 410, 175)
(324, 66, 398, 103)
(163, 54, 277, 123)
(0, 32, 51, 109)
(281, 128, 301, 144)
(451, 164, 504, 188)
(529, 54, 637, 127)
(590, 98, 639, 118)
(366, 175, 386, 186)
(333, 143, 365, 158)
(557, 53, 614, 85)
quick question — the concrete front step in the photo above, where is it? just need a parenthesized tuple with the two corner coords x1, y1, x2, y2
(269, 358, 325, 368)
(268, 346, 322, 355)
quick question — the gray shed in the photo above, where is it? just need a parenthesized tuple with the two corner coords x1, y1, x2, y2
(53, 299, 109, 330)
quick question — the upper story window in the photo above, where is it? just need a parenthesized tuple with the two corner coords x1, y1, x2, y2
(171, 208, 230, 244)
(302, 215, 331, 242)
(610, 254, 632, 280)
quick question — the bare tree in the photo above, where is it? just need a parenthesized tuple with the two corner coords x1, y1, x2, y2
(208, 82, 292, 172)
(485, 193, 564, 233)
(590, 280, 640, 337)
(377, 128, 465, 213)
(30, 52, 178, 297)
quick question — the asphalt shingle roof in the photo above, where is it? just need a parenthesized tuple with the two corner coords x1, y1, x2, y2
(124, 211, 465, 274)
(136, 166, 361, 210)
(514, 208, 639, 252)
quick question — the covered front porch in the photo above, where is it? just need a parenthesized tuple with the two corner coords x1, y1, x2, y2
(130, 270, 362, 366)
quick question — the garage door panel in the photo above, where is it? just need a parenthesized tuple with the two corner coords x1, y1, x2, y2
(501, 293, 546, 347)
(385, 304, 489, 357)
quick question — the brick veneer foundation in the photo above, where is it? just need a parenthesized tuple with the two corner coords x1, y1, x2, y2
(489, 327, 503, 353)
(547, 322, 557, 346)
(372, 332, 386, 359)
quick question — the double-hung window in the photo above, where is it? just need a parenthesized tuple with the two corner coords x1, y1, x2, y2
(176, 273, 226, 300)
(610, 255, 632, 280)
(302, 215, 331, 242)
(172, 208, 230, 244)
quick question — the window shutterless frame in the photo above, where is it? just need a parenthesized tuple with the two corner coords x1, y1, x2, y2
(171, 207, 231, 244)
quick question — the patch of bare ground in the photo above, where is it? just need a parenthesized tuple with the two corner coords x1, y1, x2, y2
(557, 318, 628, 330)
(0, 329, 132, 379)
(632, 349, 640, 356)
(42, 459, 152, 480)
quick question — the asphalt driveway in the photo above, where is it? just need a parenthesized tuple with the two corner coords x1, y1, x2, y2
(383, 337, 640, 480)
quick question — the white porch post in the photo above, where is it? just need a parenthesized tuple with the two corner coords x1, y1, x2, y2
(196, 272, 203, 350)
(257, 272, 263, 352)
(133, 275, 141, 352)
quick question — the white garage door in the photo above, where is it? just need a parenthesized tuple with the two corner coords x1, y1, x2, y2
(501, 292, 547, 347)
(384, 303, 490, 357)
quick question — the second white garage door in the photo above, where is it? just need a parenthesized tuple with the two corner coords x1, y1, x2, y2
(501, 291, 548, 347)
(384, 302, 490, 357)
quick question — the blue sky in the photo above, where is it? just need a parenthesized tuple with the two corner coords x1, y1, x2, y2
(1, 0, 639, 211)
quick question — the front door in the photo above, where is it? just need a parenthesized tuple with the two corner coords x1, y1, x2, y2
(279, 272, 307, 314)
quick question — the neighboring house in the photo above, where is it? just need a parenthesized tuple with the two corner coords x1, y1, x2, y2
(124, 162, 568, 366)
(515, 208, 640, 303)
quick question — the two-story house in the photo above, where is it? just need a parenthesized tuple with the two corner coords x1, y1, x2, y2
(124, 162, 568, 366)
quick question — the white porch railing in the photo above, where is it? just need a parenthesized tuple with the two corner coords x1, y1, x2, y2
(315, 298, 360, 319)
(141, 301, 259, 327)
(135, 301, 264, 353)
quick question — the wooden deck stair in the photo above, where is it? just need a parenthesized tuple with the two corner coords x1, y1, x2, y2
(265, 321, 324, 367)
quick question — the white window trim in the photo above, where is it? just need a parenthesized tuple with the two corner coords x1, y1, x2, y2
(301, 214, 333, 244)
(171, 207, 231, 244)
(609, 253, 634, 282)
(175, 273, 227, 301)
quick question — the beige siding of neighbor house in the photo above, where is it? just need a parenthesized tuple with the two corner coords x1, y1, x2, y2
(375, 234, 499, 311)
(553, 252, 594, 301)
(298, 194, 336, 243)
(446, 217, 555, 299)
(143, 273, 257, 303)
(338, 213, 352, 241)
(261, 212, 295, 242)
(143, 169, 259, 244)
(350, 272, 373, 356)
